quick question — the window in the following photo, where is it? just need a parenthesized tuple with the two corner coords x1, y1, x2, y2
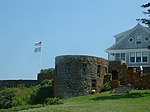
(115, 53, 120, 60)
(109, 53, 126, 61)
(144, 36, 150, 42)
(97, 65, 101, 74)
(142, 52, 148, 62)
(109, 53, 115, 60)
(136, 52, 141, 62)
(130, 52, 148, 63)
(128, 37, 134, 43)
(82, 63, 87, 75)
(130, 52, 135, 62)
(136, 36, 142, 44)
(66, 62, 71, 74)
(97, 65, 101, 77)
(105, 67, 107, 73)
(121, 53, 125, 61)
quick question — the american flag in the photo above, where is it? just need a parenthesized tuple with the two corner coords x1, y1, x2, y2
(35, 41, 42, 46)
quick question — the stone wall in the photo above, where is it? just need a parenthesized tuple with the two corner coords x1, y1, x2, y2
(108, 61, 150, 89)
(0, 80, 40, 87)
(108, 61, 128, 85)
(133, 75, 150, 89)
(126, 68, 150, 89)
(54, 55, 108, 98)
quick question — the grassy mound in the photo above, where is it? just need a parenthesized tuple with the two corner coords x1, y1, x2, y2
(22, 89, 150, 112)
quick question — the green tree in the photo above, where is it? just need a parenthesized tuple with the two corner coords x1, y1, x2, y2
(40, 68, 55, 75)
(137, 3, 150, 27)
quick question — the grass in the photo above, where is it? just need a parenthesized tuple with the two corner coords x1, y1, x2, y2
(20, 89, 150, 112)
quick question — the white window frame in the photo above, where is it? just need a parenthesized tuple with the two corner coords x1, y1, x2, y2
(130, 52, 135, 63)
(136, 36, 142, 45)
(115, 53, 120, 60)
(142, 52, 148, 62)
(109, 53, 126, 62)
(129, 51, 149, 63)
(144, 36, 150, 42)
(121, 53, 125, 61)
(128, 37, 134, 43)
(136, 52, 141, 62)
(109, 53, 115, 61)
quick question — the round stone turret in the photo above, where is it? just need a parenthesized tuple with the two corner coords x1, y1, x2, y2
(54, 55, 107, 98)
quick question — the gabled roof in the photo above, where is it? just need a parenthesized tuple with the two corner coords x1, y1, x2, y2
(114, 29, 131, 39)
(106, 23, 150, 52)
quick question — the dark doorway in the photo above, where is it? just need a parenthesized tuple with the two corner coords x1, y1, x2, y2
(112, 70, 119, 80)
(91, 79, 97, 87)
(91, 79, 97, 90)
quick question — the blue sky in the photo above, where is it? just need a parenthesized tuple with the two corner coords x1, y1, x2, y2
(0, 0, 149, 80)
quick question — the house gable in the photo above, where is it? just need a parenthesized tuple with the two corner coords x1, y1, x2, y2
(106, 24, 150, 51)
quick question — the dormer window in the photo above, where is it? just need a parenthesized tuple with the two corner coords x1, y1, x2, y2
(136, 36, 142, 44)
(144, 36, 150, 42)
(128, 37, 134, 43)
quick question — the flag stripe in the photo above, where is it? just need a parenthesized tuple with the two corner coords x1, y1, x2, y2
(35, 41, 42, 46)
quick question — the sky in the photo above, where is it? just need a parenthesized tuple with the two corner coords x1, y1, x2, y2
(0, 0, 149, 80)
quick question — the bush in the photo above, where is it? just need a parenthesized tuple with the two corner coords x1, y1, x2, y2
(45, 97, 63, 105)
(0, 89, 15, 109)
(13, 93, 29, 106)
(0, 80, 54, 109)
(40, 79, 52, 86)
(102, 81, 111, 91)
(11, 86, 33, 107)
(29, 80, 54, 104)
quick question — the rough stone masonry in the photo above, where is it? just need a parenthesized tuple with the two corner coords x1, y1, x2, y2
(54, 55, 108, 98)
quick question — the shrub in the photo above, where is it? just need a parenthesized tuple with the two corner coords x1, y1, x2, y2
(102, 81, 111, 91)
(0, 80, 54, 109)
(13, 93, 29, 106)
(29, 80, 54, 104)
(0, 89, 15, 109)
(12, 86, 33, 107)
(45, 97, 63, 105)
(40, 79, 52, 86)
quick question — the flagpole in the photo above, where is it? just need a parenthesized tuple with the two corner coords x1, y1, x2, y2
(34, 41, 42, 72)
(39, 46, 42, 71)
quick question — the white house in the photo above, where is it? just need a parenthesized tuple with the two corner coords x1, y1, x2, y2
(106, 23, 150, 73)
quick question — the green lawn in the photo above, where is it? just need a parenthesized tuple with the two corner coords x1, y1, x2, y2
(20, 89, 150, 112)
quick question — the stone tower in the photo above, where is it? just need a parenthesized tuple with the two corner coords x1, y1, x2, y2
(54, 55, 108, 98)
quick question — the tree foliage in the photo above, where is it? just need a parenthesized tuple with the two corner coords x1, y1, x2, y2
(40, 68, 55, 75)
(137, 2, 150, 27)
